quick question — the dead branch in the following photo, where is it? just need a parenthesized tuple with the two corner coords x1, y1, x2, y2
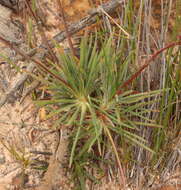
(0, 0, 26, 13)
(0, 0, 19, 12)
(0, 0, 123, 107)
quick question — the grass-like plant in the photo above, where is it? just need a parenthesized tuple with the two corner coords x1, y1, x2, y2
(35, 35, 164, 188)
(0, 0, 180, 188)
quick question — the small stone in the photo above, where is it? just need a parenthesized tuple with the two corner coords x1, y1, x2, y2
(0, 154, 5, 164)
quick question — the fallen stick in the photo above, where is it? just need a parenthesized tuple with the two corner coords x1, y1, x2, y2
(0, 0, 19, 12)
(0, 0, 123, 107)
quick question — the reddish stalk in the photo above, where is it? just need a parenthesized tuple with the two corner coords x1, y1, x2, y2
(116, 40, 181, 95)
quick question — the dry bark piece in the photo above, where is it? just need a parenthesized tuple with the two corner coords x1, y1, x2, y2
(35, 135, 69, 190)
(0, 0, 27, 13)
(0, 4, 22, 45)
(0, 4, 24, 102)
(0, 0, 19, 12)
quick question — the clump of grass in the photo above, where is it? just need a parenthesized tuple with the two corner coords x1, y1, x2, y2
(0, 138, 30, 188)
(35, 35, 164, 188)
(0, 0, 180, 188)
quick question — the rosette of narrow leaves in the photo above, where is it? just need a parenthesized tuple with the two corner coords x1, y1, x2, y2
(36, 37, 163, 173)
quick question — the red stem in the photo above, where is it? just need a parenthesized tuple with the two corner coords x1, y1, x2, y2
(116, 41, 181, 95)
